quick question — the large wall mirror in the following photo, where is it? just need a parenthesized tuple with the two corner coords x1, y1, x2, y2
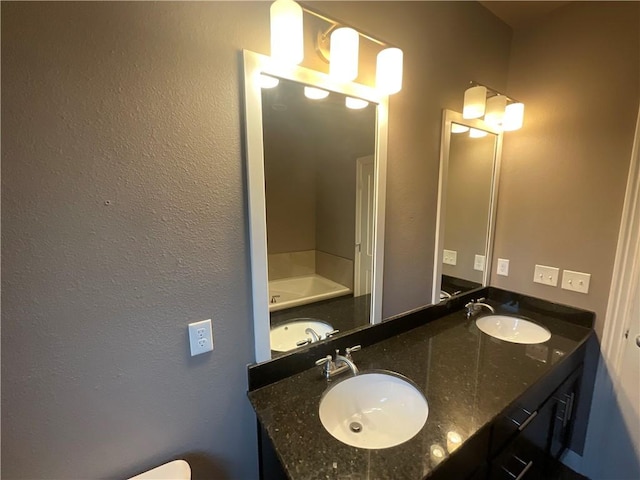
(243, 51, 388, 362)
(432, 109, 503, 304)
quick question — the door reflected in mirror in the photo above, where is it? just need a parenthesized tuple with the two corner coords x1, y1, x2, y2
(433, 110, 502, 303)
(242, 51, 388, 362)
(262, 78, 376, 355)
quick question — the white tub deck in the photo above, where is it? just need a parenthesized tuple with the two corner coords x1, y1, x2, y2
(268, 274, 352, 312)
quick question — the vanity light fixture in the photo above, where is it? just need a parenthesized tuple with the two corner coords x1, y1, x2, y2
(270, 0, 304, 66)
(469, 128, 488, 138)
(269, 0, 403, 94)
(330, 27, 359, 81)
(304, 86, 330, 100)
(463, 85, 487, 119)
(451, 123, 470, 134)
(484, 94, 507, 127)
(503, 102, 525, 131)
(462, 81, 525, 131)
(345, 96, 369, 109)
(259, 74, 280, 89)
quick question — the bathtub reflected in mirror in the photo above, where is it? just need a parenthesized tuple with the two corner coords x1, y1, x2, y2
(243, 51, 388, 361)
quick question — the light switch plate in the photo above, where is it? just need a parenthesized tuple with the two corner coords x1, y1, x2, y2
(443, 249, 457, 266)
(497, 258, 509, 276)
(561, 270, 591, 294)
(474, 254, 485, 271)
(533, 264, 559, 287)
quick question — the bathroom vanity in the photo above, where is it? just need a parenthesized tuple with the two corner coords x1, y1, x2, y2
(247, 288, 594, 480)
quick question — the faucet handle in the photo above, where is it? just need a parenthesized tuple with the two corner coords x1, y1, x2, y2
(296, 338, 311, 347)
(345, 345, 361, 357)
(315, 355, 332, 367)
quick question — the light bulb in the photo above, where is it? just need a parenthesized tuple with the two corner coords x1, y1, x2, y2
(447, 431, 463, 453)
(270, 0, 304, 66)
(463, 85, 487, 119)
(376, 47, 403, 94)
(485, 95, 507, 127)
(503, 102, 525, 131)
(330, 27, 359, 81)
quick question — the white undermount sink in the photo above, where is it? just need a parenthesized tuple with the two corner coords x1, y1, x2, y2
(269, 319, 334, 352)
(318, 371, 429, 449)
(476, 315, 551, 344)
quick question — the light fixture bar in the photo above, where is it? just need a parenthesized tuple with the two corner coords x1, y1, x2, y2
(467, 81, 521, 105)
(300, 3, 399, 50)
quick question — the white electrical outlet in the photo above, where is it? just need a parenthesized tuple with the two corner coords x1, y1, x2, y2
(188, 319, 213, 356)
(533, 264, 559, 287)
(443, 249, 457, 266)
(561, 270, 591, 294)
(474, 255, 486, 272)
(497, 258, 510, 276)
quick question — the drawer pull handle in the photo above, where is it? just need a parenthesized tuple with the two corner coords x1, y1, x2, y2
(509, 409, 538, 431)
(502, 457, 534, 480)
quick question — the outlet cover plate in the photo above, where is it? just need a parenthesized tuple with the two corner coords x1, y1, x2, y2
(474, 255, 486, 271)
(188, 319, 213, 356)
(561, 270, 591, 294)
(533, 265, 559, 287)
(443, 249, 457, 266)
(497, 258, 510, 276)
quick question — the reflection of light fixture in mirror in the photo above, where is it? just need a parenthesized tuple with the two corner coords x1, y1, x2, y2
(451, 123, 470, 134)
(270, 0, 304, 66)
(330, 27, 359, 81)
(304, 86, 330, 100)
(376, 47, 403, 94)
(430, 444, 446, 466)
(345, 97, 369, 109)
(485, 95, 507, 127)
(259, 74, 280, 89)
(463, 85, 487, 119)
(469, 128, 488, 138)
(446, 431, 463, 453)
(503, 102, 525, 131)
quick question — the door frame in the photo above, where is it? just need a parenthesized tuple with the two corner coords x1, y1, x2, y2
(354, 155, 375, 297)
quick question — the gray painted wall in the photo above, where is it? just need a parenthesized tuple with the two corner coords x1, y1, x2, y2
(2, 1, 512, 478)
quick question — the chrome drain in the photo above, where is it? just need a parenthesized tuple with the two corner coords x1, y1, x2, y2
(349, 422, 363, 433)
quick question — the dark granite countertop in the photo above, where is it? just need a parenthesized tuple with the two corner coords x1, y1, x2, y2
(248, 296, 593, 479)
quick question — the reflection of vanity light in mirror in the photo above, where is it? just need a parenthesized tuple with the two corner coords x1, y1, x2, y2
(429, 444, 446, 466)
(304, 86, 330, 100)
(451, 123, 470, 134)
(469, 128, 488, 138)
(260, 74, 280, 89)
(269, 0, 403, 95)
(346, 97, 369, 109)
(446, 430, 463, 453)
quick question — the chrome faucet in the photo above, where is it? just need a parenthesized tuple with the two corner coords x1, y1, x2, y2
(465, 298, 495, 318)
(315, 345, 361, 379)
(305, 327, 321, 342)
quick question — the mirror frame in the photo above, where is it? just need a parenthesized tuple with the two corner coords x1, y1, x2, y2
(432, 109, 503, 304)
(242, 50, 389, 362)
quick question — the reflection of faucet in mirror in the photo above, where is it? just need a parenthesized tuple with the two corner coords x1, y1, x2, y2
(432, 110, 503, 304)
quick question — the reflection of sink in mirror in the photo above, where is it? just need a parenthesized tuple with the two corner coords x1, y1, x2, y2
(270, 319, 335, 352)
(268, 274, 352, 312)
(319, 371, 428, 449)
(476, 315, 551, 344)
